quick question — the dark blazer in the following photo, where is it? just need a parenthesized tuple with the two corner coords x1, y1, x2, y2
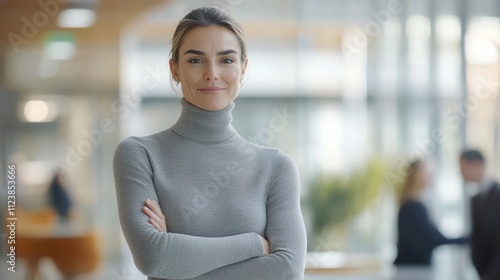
(394, 200, 468, 266)
(471, 181, 500, 279)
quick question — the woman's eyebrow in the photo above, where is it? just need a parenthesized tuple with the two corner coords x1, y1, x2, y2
(183, 49, 238, 56)
(217, 49, 238, 55)
(184, 49, 205, 56)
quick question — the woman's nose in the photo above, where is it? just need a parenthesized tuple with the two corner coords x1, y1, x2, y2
(203, 63, 219, 81)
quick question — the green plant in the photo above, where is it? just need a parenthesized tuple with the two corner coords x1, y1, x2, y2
(307, 160, 387, 239)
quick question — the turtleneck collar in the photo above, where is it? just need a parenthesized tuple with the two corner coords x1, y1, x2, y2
(171, 98, 237, 143)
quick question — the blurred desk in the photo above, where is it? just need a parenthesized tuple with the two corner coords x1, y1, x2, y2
(14, 209, 101, 279)
(17, 232, 101, 278)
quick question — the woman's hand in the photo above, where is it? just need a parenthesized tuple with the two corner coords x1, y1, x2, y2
(142, 199, 167, 232)
(258, 235, 270, 256)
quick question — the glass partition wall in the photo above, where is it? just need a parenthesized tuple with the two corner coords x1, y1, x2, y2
(116, 0, 499, 279)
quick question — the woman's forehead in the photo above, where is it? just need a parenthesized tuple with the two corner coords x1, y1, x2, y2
(179, 25, 241, 54)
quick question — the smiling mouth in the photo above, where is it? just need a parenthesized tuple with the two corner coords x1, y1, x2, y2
(198, 87, 225, 94)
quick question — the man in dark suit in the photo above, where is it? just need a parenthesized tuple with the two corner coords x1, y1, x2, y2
(460, 150, 500, 280)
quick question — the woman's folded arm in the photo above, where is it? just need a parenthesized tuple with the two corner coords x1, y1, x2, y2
(113, 137, 264, 279)
(192, 152, 307, 279)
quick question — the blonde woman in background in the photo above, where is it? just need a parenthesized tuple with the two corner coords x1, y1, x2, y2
(393, 159, 468, 279)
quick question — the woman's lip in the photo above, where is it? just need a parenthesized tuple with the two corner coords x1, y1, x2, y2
(198, 87, 225, 93)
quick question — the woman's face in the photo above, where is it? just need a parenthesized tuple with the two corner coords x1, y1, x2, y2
(416, 161, 433, 189)
(170, 25, 248, 111)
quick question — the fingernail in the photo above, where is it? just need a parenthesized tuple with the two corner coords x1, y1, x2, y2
(146, 199, 151, 203)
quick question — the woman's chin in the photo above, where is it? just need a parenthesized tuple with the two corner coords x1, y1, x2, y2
(187, 96, 234, 111)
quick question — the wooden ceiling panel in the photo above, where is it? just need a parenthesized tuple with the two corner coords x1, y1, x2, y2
(0, 0, 167, 46)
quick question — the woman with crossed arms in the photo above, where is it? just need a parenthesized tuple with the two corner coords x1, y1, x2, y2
(113, 6, 306, 280)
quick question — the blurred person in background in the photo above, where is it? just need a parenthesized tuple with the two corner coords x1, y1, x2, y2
(460, 149, 500, 280)
(48, 170, 73, 223)
(113, 6, 306, 280)
(394, 159, 468, 279)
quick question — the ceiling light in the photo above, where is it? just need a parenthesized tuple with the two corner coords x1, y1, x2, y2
(43, 32, 77, 60)
(24, 100, 50, 122)
(22, 100, 59, 122)
(44, 41, 76, 60)
(58, 8, 96, 28)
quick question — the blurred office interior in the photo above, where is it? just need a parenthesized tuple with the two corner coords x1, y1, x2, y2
(0, 0, 499, 279)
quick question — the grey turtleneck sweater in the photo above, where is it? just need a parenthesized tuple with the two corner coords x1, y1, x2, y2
(113, 98, 306, 280)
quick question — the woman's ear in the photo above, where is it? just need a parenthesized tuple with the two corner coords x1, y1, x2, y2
(241, 58, 248, 80)
(169, 59, 179, 82)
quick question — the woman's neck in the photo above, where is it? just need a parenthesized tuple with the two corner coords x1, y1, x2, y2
(170, 98, 237, 142)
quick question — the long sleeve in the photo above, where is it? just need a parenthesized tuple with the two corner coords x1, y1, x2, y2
(405, 201, 466, 248)
(395, 200, 467, 265)
(113, 137, 263, 279)
(191, 152, 307, 279)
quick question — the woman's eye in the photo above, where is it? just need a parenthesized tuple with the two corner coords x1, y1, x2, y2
(188, 58, 202, 64)
(221, 58, 235, 64)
